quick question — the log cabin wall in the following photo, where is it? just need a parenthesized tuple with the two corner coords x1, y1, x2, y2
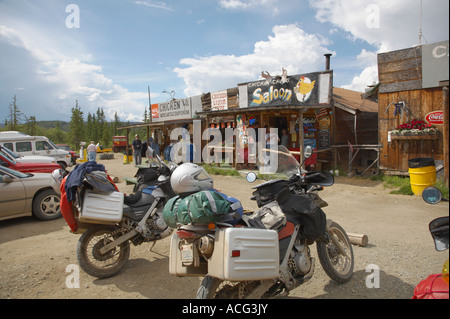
(377, 45, 445, 173)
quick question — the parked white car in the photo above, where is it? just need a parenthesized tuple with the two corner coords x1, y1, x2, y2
(0, 131, 71, 169)
(0, 166, 61, 221)
(0, 145, 57, 165)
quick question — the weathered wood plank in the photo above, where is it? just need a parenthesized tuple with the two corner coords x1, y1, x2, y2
(377, 46, 422, 64)
(379, 80, 422, 93)
(378, 58, 422, 74)
(379, 69, 422, 84)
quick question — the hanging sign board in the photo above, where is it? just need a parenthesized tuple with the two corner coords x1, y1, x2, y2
(151, 103, 159, 119)
(239, 70, 332, 108)
(211, 90, 228, 111)
(152, 98, 191, 122)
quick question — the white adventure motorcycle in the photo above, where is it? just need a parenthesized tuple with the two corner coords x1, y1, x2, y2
(165, 145, 354, 298)
(52, 155, 178, 278)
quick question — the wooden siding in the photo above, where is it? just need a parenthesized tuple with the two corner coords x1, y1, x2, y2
(378, 88, 444, 172)
(378, 46, 422, 94)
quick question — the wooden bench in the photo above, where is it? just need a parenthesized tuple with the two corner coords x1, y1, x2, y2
(123, 177, 137, 185)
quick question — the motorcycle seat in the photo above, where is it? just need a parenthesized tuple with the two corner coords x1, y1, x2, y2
(124, 190, 143, 205)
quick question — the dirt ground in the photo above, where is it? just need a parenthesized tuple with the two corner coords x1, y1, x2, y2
(0, 154, 448, 300)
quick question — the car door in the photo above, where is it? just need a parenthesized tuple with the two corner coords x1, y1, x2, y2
(34, 140, 54, 157)
(0, 170, 26, 219)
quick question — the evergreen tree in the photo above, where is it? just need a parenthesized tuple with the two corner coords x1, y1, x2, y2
(96, 108, 106, 143)
(23, 115, 38, 136)
(46, 121, 68, 145)
(86, 113, 94, 141)
(113, 111, 123, 136)
(69, 100, 85, 147)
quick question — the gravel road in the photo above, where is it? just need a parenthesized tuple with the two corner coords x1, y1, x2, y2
(0, 155, 448, 300)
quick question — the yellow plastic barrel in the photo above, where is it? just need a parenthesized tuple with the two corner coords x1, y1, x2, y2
(123, 155, 133, 164)
(408, 157, 436, 196)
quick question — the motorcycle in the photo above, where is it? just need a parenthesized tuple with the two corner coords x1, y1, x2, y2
(166, 145, 354, 298)
(53, 155, 178, 278)
(413, 187, 449, 299)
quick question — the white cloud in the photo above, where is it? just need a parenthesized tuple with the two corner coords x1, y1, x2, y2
(135, 1, 174, 11)
(219, 0, 280, 14)
(174, 24, 333, 96)
(0, 24, 148, 122)
(310, 0, 449, 91)
(341, 49, 378, 92)
(219, 0, 277, 9)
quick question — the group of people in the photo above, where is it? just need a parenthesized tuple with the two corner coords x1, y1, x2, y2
(132, 134, 161, 166)
(85, 134, 162, 166)
(85, 124, 290, 166)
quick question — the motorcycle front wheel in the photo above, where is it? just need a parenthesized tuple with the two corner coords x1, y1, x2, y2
(317, 221, 354, 283)
(77, 225, 130, 279)
(196, 276, 268, 299)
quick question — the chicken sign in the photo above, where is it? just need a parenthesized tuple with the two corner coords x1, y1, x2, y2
(243, 70, 332, 108)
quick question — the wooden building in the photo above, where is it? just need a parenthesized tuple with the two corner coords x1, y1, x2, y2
(375, 41, 449, 185)
(197, 68, 335, 169)
(197, 71, 379, 174)
(332, 87, 379, 175)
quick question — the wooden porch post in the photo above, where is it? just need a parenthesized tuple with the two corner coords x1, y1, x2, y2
(443, 84, 449, 187)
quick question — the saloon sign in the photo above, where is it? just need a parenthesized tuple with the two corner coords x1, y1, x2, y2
(425, 111, 444, 125)
(240, 70, 332, 108)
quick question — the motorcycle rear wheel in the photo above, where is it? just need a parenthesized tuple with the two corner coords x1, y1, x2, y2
(196, 276, 266, 299)
(317, 221, 354, 283)
(77, 225, 130, 279)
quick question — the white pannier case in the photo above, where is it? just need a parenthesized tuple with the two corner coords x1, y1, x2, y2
(79, 190, 124, 224)
(208, 228, 279, 281)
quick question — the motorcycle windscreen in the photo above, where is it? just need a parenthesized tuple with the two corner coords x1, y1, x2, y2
(429, 216, 449, 251)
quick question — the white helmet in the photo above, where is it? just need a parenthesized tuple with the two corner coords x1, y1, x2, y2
(170, 163, 213, 195)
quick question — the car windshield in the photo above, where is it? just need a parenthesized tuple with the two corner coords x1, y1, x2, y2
(0, 166, 30, 178)
(0, 146, 20, 159)
(0, 148, 17, 164)
(47, 140, 58, 149)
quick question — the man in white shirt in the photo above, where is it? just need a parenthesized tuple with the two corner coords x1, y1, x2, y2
(87, 141, 97, 161)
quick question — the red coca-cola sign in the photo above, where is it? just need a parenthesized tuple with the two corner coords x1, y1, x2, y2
(425, 111, 444, 125)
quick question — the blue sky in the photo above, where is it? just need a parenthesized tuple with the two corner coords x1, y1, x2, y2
(0, 0, 448, 123)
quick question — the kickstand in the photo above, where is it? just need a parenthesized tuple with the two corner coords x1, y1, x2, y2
(149, 241, 156, 251)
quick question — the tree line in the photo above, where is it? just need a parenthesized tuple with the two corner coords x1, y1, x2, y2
(2, 96, 150, 150)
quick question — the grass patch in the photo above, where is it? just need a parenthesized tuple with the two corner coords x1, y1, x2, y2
(377, 175, 449, 197)
(383, 176, 413, 195)
(202, 164, 241, 177)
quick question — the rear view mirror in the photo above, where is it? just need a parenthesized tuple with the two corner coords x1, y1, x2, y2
(422, 187, 442, 204)
(304, 146, 313, 159)
(246, 172, 257, 183)
(1, 175, 12, 183)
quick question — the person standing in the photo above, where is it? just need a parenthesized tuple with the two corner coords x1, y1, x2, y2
(132, 134, 142, 165)
(281, 128, 289, 147)
(265, 125, 280, 148)
(87, 141, 97, 162)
